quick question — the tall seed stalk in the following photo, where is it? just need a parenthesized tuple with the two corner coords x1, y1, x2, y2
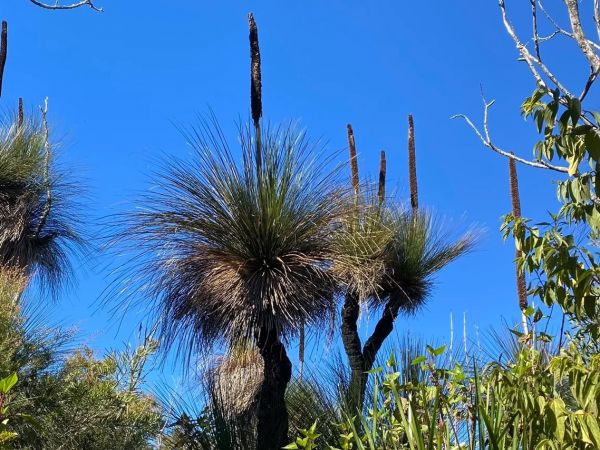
(509, 156, 529, 333)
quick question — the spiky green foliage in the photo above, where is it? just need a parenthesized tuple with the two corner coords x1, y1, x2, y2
(0, 113, 83, 293)
(378, 210, 475, 311)
(334, 201, 475, 312)
(118, 122, 345, 355)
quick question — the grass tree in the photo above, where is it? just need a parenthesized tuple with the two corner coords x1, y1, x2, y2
(334, 121, 475, 410)
(121, 121, 345, 450)
(0, 107, 82, 294)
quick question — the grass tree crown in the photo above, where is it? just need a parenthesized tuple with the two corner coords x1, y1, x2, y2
(332, 196, 476, 312)
(125, 121, 347, 354)
(0, 112, 82, 292)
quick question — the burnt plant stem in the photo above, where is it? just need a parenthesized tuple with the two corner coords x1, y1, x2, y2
(408, 114, 418, 212)
(255, 326, 292, 450)
(248, 13, 262, 175)
(378, 150, 386, 206)
(347, 124, 360, 199)
(0, 21, 7, 98)
(18, 98, 23, 129)
(509, 156, 528, 312)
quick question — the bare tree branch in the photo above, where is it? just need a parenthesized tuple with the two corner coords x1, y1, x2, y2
(531, 0, 542, 61)
(500, 0, 575, 98)
(538, 1, 600, 51)
(580, 66, 600, 101)
(453, 96, 569, 173)
(35, 98, 53, 238)
(29, 0, 103, 12)
(564, 0, 600, 71)
(593, 0, 600, 41)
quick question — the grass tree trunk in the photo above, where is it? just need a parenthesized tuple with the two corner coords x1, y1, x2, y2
(255, 326, 292, 450)
(341, 293, 366, 409)
(362, 299, 401, 374)
(341, 296, 401, 412)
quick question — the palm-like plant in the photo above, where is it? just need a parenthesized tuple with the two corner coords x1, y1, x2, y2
(334, 198, 475, 409)
(121, 121, 345, 449)
(0, 112, 81, 293)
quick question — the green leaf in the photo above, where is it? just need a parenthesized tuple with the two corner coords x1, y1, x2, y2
(411, 356, 426, 366)
(585, 129, 600, 161)
(0, 374, 17, 394)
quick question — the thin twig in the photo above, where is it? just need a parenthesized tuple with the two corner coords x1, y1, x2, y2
(453, 97, 569, 173)
(538, 1, 600, 51)
(595, 0, 600, 41)
(499, 0, 575, 99)
(531, 0, 542, 61)
(35, 98, 52, 238)
(29, 0, 103, 12)
(580, 67, 600, 102)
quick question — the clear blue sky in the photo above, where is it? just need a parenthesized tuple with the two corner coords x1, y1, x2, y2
(3, 2, 576, 373)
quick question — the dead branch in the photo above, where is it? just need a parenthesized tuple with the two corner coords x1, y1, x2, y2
(453, 96, 569, 173)
(564, 0, 600, 72)
(29, 0, 103, 12)
(595, 0, 600, 41)
(35, 98, 53, 238)
(500, 0, 575, 98)
(531, 0, 541, 61)
(538, 1, 600, 51)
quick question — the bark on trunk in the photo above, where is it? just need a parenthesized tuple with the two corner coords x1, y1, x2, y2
(255, 326, 292, 450)
(341, 294, 402, 412)
(363, 299, 401, 371)
(341, 292, 366, 409)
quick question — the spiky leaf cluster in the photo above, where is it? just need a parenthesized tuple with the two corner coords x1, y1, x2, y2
(123, 123, 345, 353)
(333, 195, 475, 313)
(0, 114, 82, 292)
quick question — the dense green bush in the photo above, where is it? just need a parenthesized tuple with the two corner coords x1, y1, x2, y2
(0, 271, 163, 449)
(288, 343, 600, 449)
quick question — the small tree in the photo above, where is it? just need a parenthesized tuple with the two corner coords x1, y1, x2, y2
(0, 108, 83, 296)
(334, 121, 474, 410)
(457, 0, 600, 346)
(118, 122, 345, 450)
